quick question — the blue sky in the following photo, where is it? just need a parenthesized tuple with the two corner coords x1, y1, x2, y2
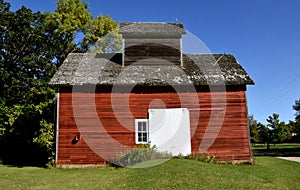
(7, 0, 300, 123)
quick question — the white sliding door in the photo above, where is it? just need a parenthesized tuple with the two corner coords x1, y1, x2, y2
(148, 108, 191, 156)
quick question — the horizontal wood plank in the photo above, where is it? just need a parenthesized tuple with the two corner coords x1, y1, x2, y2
(57, 85, 251, 164)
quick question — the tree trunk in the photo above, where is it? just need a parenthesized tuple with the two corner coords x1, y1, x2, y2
(267, 140, 270, 150)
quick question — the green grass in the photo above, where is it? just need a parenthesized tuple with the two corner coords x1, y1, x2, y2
(252, 143, 300, 156)
(0, 157, 299, 190)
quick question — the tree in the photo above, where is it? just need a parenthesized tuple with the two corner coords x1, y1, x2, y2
(266, 113, 290, 145)
(257, 123, 271, 150)
(43, 0, 91, 66)
(53, 0, 92, 34)
(288, 120, 300, 141)
(0, 0, 119, 166)
(293, 99, 300, 121)
(83, 14, 121, 53)
(0, 2, 58, 165)
(51, 0, 120, 53)
(248, 115, 260, 145)
(256, 114, 291, 150)
(291, 99, 300, 141)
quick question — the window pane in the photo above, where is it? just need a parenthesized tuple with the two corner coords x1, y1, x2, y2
(143, 133, 148, 142)
(142, 133, 147, 142)
(136, 120, 148, 143)
(138, 121, 147, 132)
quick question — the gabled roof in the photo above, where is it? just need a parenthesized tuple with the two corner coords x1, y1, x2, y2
(119, 22, 186, 35)
(49, 53, 254, 86)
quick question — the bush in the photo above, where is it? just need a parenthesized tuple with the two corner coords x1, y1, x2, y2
(176, 152, 216, 164)
(111, 144, 171, 167)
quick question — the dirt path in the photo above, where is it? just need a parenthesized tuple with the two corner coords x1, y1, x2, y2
(277, 157, 300, 163)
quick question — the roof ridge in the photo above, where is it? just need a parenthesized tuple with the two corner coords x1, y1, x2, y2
(119, 22, 186, 34)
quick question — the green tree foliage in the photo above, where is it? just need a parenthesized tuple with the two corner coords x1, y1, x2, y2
(84, 14, 122, 53)
(52, 0, 120, 53)
(293, 99, 300, 121)
(257, 123, 271, 150)
(53, 0, 92, 34)
(266, 113, 291, 145)
(49, 0, 91, 56)
(0, 1, 59, 166)
(248, 115, 260, 144)
(254, 113, 291, 150)
(290, 99, 300, 140)
(0, 0, 119, 166)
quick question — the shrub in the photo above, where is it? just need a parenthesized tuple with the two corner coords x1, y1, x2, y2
(186, 152, 216, 163)
(111, 144, 171, 167)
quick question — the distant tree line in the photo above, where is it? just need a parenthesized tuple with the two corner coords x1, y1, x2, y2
(249, 99, 300, 149)
(0, 0, 119, 166)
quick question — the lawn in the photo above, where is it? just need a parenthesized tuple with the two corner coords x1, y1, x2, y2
(252, 143, 300, 156)
(0, 157, 299, 190)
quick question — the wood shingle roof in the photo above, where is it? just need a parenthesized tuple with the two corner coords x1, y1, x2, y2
(49, 53, 254, 86)
(119, 22, 186, 35)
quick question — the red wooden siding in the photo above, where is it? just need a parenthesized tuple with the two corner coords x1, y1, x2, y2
(124, 38, 181, 65)
(57, 85, 251, 164)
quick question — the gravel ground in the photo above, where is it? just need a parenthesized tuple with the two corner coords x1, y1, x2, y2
(276, 157, 300, 163)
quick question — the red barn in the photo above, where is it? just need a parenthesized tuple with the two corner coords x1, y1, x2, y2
(50, 22, 254, 165)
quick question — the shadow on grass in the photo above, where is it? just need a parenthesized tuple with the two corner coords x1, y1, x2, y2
(0, 140, 49, 168)
(252, 143, 300, 157)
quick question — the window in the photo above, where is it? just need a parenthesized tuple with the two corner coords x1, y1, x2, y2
(135, 119, 149, 144)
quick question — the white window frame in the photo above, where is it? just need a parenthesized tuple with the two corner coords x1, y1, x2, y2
(135, 119, 149, 144)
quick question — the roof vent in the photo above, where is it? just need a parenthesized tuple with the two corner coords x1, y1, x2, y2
(119, 22, 186, 67)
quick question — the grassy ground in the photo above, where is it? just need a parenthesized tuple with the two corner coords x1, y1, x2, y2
(0, 157, 299, 190)
(252, 143, 300, 156)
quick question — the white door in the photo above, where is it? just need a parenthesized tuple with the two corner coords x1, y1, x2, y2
(148, 108, 191, 156)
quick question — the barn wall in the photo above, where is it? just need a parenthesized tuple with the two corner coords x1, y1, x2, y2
(57, 85, 251, 164)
